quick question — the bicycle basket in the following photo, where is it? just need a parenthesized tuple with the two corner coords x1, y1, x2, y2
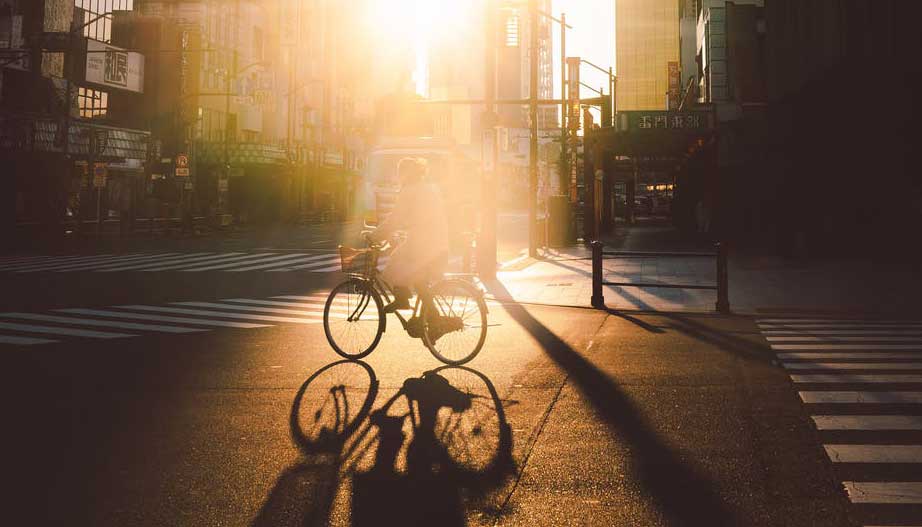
(339, 246, 379, 274)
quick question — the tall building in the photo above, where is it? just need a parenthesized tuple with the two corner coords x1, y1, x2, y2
(615, 0, 680, 111)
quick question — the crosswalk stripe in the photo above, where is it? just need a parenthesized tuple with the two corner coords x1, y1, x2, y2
(784, 363, 922, 370)
(799, 391, 922, 404)
(0, 313, 207, 334)
(0, 253, 124, 271)
(767, 336, 922, 342)
(0, 321, 135, 339)
(220, 298, 359, 314)
(58, 308, 269, 329)
(763, 329, 922, 336)
(760, 324, 922, 331)
(843, 481, 922, 504)
(141, 252, 276, 272)
(117, 305, 320, 324)
(177, 254, 299, 272)
(791, 374, 922, 383)
(825, 444, 922, 463)
(49, 253, 186, 273)
(812, 415, 922, 431)
(18, 253, 174, 273)
(94, 252, 220, 271)
(228, 253, 333, 272)
(778, 352, 922, 360)
(172, 301, 328, 318)
(772, 344, 922, 350)
(0, 335, 60, 345)
(270, 256, 341, 271)
(0, 255, 89, 269)
(758, 319, 922, 325)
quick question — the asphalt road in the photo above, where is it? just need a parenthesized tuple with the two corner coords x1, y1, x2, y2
(1, 222, 902, 527)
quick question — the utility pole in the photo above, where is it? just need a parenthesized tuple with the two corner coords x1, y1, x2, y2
(528, 0, 538, 257)
(479, 0, 498, 279)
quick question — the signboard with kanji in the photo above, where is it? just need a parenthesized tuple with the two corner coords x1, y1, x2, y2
(85, 40, 145, 93)
(667, 62, 681, 110)
(567, 57, 581, 131)
(619, 111, 714, 132)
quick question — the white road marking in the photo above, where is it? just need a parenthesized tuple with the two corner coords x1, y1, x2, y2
(0, 321, 135, 339)
(142, 252, 276, 272)
(179, 254, 311, 272)
(790, 374, 922, 383)
(784, 363, 922, 370)
(772, 344, 922, 351)
(21, 253, 176, 273)
(762, 329, 922, 336)
(304, 263, 343, 273)
(58, 309, 270, 329)
(843, 481, 922, 504)
(778, 352, 922, 360)
(117, 305, 321, 324)
(0, 335, 60, 345)
(0, 253, 119, 271)
(812, 415, 922, 431)
(825, 444, 922, 463)
(767, 336, 922, 342)
(0, 313, 206, 334)
(760, 324, 922, 331)
(799, 391, 922, 404)
(758, 319, 922, 325)
(270, 256, 341, 271)
(220, 298, 360, 314)
(95, 252, 224, 271)
(172, 302, 326, 317)
(224, 253, 330, 272)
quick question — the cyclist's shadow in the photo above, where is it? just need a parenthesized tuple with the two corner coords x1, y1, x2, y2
(252, 360, 514, 527)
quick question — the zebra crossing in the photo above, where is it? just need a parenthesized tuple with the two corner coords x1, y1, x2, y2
(0, 292, 499, 348)
(758, 316, 922, 525)
(0, 251, 384, 273)
(0, 292, 355, 347)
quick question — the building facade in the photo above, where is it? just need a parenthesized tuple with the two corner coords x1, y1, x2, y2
(615, 0, 680, 111)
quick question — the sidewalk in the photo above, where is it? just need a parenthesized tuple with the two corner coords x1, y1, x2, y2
(493, 221, 922, 315)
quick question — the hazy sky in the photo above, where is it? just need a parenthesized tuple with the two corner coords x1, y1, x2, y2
(551, 0, 615, 100)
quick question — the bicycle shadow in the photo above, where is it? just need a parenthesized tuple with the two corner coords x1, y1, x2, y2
(252, 360, 515, 527)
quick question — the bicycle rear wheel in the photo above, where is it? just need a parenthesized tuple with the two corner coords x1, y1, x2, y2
(422, 279, 488, 365)
(323, 278, 385, 360)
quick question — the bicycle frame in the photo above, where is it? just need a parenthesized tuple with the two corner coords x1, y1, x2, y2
(344, 246, 430, 334)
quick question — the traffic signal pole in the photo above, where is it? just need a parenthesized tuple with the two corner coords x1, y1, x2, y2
(479, 0, 498, 280)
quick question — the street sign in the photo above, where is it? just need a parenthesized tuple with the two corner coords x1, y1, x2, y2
(93, 163, 107, 188)
(176, 154, 190, 168)
(567, 57, 581, 131)
(175, 168, 191, 177)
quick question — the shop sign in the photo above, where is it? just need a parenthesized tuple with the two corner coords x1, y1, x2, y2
(622, 111, 713, 131)
(85, 40, 145, 93)
(667, 61, 681, 110)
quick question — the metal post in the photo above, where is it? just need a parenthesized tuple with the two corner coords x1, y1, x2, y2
(716, 241, 730, 313)
(528, 0, 538, 258)
(559, 12, 567, 195)
(479, 0, 498, 280)
(591, 240, 604, 308)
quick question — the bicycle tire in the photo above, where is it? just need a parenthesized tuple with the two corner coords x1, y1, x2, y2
(422, 279, 488, 365)
(323, 278, 385, 360)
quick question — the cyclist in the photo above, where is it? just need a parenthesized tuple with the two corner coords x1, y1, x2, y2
(369, 157, 450, 314)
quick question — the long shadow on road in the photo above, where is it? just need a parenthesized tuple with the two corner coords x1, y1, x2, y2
(485, 280, 738, 525)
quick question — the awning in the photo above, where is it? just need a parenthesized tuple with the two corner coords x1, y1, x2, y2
(0, 115, 150, 162)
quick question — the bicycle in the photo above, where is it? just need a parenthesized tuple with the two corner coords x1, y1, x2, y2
(322, 232, 488, 365)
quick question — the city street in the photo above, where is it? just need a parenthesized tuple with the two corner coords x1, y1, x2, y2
(2, 226, 920, 527)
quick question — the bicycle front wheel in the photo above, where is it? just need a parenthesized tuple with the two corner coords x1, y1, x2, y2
(323, 278, 385, 360)
(423, 279, 488, 365)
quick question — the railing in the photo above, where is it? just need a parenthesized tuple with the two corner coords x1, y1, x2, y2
(590, 240, 729, 313)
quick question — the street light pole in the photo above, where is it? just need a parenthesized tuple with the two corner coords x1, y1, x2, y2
(559, 12, 567, 196)
(528, 0, 538, 258)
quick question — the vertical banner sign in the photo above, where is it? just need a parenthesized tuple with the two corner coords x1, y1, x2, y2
(566, 57, 581, 131)
(667, 61, 681, 110)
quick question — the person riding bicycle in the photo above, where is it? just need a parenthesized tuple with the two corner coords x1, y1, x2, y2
(369, 157, 450, 314)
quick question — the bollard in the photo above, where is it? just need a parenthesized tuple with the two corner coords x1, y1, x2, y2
(715, 241, 730, 313)
(591, 240, 605, 309)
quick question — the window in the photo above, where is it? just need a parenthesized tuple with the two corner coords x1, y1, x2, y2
(78, 87, 108, 118)
(74, 0, 134, 43)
